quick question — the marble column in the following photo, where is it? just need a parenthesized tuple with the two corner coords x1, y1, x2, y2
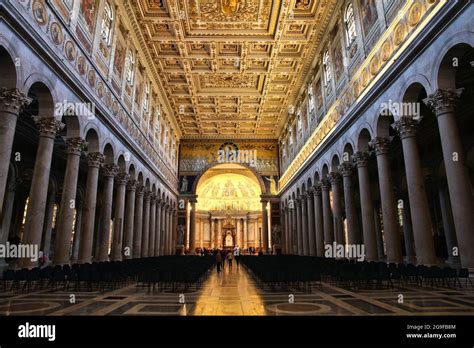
(401, 198, 416, 264)
(438, 185, 460, 266)
(261, 199, 269, 253)
(339, 163, 361, 245)
(154, 199, 162, 256)
(132, 186, 144, 258)
(71, 200, 83, 263)
(352, 152, 377, 261)
(236, 218, 241, 247)
(0, 89, 31, 222)
(305, 190, 316, 256)
(53, 137, 86, 265)
(200, 219, 204, 249)
(0, 177, 17, 268)
(393, 117, 437, 265)
(243, 216, 248, 250)
(295, 198, 303, 255)
(210, 217, 215, 249)
(321, 179, 334, 247)
(148, 194, 156, 257)
(281, 209, 287, 254)
(112, 173, 128, 261)
(97, 164, 118, 262)
(141, 190, 151, 257)
(312, 185, 325, 257)
(41, 189, 56, 259)
(78, 152, 104, 264)
(22, 117, 63, 268)
(168, 206, 174, 254)
(189, 199, 197, 254)
(425, 89, 474, 268)
(374, 205, 385, 261)
(328, 172, 345, 245)
(291, 200, 297, 254)
(370, 137, 403, 263)
(123, 180, 137, 259)
(301, 193, 309, 255)
(160, 203, 167, 255)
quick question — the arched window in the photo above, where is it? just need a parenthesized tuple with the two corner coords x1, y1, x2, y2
(100, 2, 114, 45)
(143, 83, 150, 112)
(155, 105, 161, 134)
(344, 3, 357, 47)
(308, 83, 315, 114)
(323, 50, 332, 87)
(126, 50, 135, 86)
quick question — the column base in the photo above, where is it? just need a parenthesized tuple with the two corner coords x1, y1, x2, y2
(404, 255, 417, 265)
(176, 244, 185, 255)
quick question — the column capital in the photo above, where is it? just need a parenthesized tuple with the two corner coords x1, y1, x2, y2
(392, 116, 419, 139)
(423, 88, 463, 115)
(150, 193, 157, 203)
(65, 137, 86, 156)
(312, 184, 322, 195)
(338, 162, 354, 176)
(115, 172, 130, 185)
(320, 179, 331, 191)
(87, 152, 105, 168)
(328, 171, 341, 185)
(352, 151, 370, 168)
(126, 180, 138, 192)
(0, 88, 32, 114)
(369, 137, 392, 156)
(144, 190, 152, 201)
(102, 164, 119, 178)
(136, 185, 145, 196)
(33, 117, 64, 139)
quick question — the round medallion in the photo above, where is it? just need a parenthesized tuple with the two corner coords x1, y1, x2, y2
(32, 0, 48, 26)
(50, 22, 63, 45)
(64, 40, 76, 61)
(77, 56, 86, 75)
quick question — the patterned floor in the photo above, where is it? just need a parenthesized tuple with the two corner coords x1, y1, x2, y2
(0, 265, 474, 316)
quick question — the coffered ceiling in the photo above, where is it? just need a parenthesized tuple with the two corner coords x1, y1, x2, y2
(127, 0, 337, 139)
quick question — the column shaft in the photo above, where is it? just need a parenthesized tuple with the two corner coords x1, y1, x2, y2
(141, 191, 151, 257)
(132, 187, 144, 258)
(123, 181, 137, 259)
(112, 173, 128, 261)
(97, 165, 117, 262)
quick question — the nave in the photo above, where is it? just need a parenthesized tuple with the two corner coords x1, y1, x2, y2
(1, 262, 474, 316)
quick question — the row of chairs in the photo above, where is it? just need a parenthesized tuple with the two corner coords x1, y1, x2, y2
(241, 256, 473, 291)
(1, 256, 214, 293)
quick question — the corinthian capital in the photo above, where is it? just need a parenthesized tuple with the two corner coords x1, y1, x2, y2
(115, 172, 130, 185)
(369, 137, 392, 156)
(65, 137, 86, 156)
(87, 152, 105, 168)
(102, 164, 119, 178)
(338, 162, 354, 177)
(423, 88, 463, 115)
(328, 172, 341, 185)
(392, 116, 419, 140)
(0, 88, 32, 114)
(33, 117, 64, 138)
(352, 151, 370, 168)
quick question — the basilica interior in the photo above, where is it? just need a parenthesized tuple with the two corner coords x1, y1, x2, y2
(0, 0, 474, 322)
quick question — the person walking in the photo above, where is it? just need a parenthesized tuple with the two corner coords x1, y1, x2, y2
(234, 246, 241, 268)
(227, 251, 233, 270)
(221, 250, 226, 270)
(216, 251, 222, 273)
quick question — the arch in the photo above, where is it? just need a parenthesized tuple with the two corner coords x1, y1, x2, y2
(402, 82, 427, 104)
(137, 172, 144, 186)
(0, 45, 18, 89)
(330, 154, 340, 172)
(431, 33, 474, 90)
(84, 128, 100, 153)
(191, 162, 266, 194)
(321, 164, 329, 178)
(313, 170, 320, 184)
(145, 178, 150, 190)
(128, 164, 136, 180)
(375, 111, 396, 138)
(151, 183, 157, 195)
(356, 128, 372, 152)
(306, 176, 313, 189)
(103, 143, 115, 165)
(342, 142, 354, 162)
(82, 122, 101, 142)
(26, 81, 55, 118)
(116, 154, 126, 173)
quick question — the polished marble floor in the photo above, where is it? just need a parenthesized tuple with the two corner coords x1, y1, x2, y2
(1, 265, 474, 316)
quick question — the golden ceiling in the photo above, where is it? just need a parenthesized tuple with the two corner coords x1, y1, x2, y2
(127, 0, 337, 139)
